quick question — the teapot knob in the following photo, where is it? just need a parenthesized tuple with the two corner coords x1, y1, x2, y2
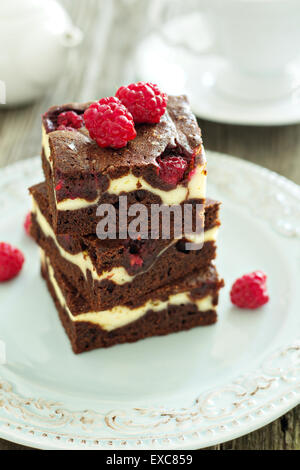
(60, 26, 83, 48)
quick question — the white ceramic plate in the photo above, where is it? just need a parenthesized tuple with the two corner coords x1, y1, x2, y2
(0, 152, 299, 450)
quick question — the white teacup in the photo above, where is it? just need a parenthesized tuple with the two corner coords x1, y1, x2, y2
(204, 0, 300, 101)
(157, 0, 300, 101)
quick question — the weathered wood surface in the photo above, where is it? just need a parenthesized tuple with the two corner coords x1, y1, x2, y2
(0, 0, 299, 450)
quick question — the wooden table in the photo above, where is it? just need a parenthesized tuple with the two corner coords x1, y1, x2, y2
(0, 0, 299, 451)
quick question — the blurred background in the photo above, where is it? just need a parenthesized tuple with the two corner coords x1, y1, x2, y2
(0, 0, 299, 451)
(0, 0, 299, 186)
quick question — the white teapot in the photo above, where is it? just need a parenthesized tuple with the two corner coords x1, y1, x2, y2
(0, 0, 83, 106)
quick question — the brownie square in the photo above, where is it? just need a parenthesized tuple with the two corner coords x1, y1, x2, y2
(41, 251, 224, 354)
(42, 96, 207, 235)
(30, 182, 221, 311)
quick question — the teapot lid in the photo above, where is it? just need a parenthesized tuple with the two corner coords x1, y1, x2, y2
(1, 0, 69, 20)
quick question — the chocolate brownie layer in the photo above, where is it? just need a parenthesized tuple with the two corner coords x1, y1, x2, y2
(41, 253, 223, 354)
(30, 182, 220, 310)
(42, 96, 207, 235)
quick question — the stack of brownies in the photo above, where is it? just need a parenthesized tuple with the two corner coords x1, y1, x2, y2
(29, 94, 224, 354)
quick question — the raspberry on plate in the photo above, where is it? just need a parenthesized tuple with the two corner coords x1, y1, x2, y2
(116, 82, 168, 124)
(0, 242, 25, 282)
(57, 111, 84, 130)
(24, 212, 32, 236)
(84, 97, 137, 149)
(230, 271, 269, 309)
(157, 155, 188, 186)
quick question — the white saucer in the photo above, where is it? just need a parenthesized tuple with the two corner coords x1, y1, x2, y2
(135, 34, 300, 126)
(0, 153, 300, 450)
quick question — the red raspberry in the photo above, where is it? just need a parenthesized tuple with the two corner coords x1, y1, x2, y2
(55, 180, 63, 192)
(116, 82, 168, 124)
(57, 125, 76, 132)
(57, 111, 84, 130)
(0, 242, 25, 282)
(230, 271, 269, 309)
(24, 212, 32, 236)
(130, 254, 143, 267)
(157, 156, 188, 186)
(84, 97, 136, 149)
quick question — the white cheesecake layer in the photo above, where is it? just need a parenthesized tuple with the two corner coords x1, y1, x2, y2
(42, 125, 207, 210)
(186, 225, 219, 245)
(42, 126, 51, 162)
(42, 252, 215, 332)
